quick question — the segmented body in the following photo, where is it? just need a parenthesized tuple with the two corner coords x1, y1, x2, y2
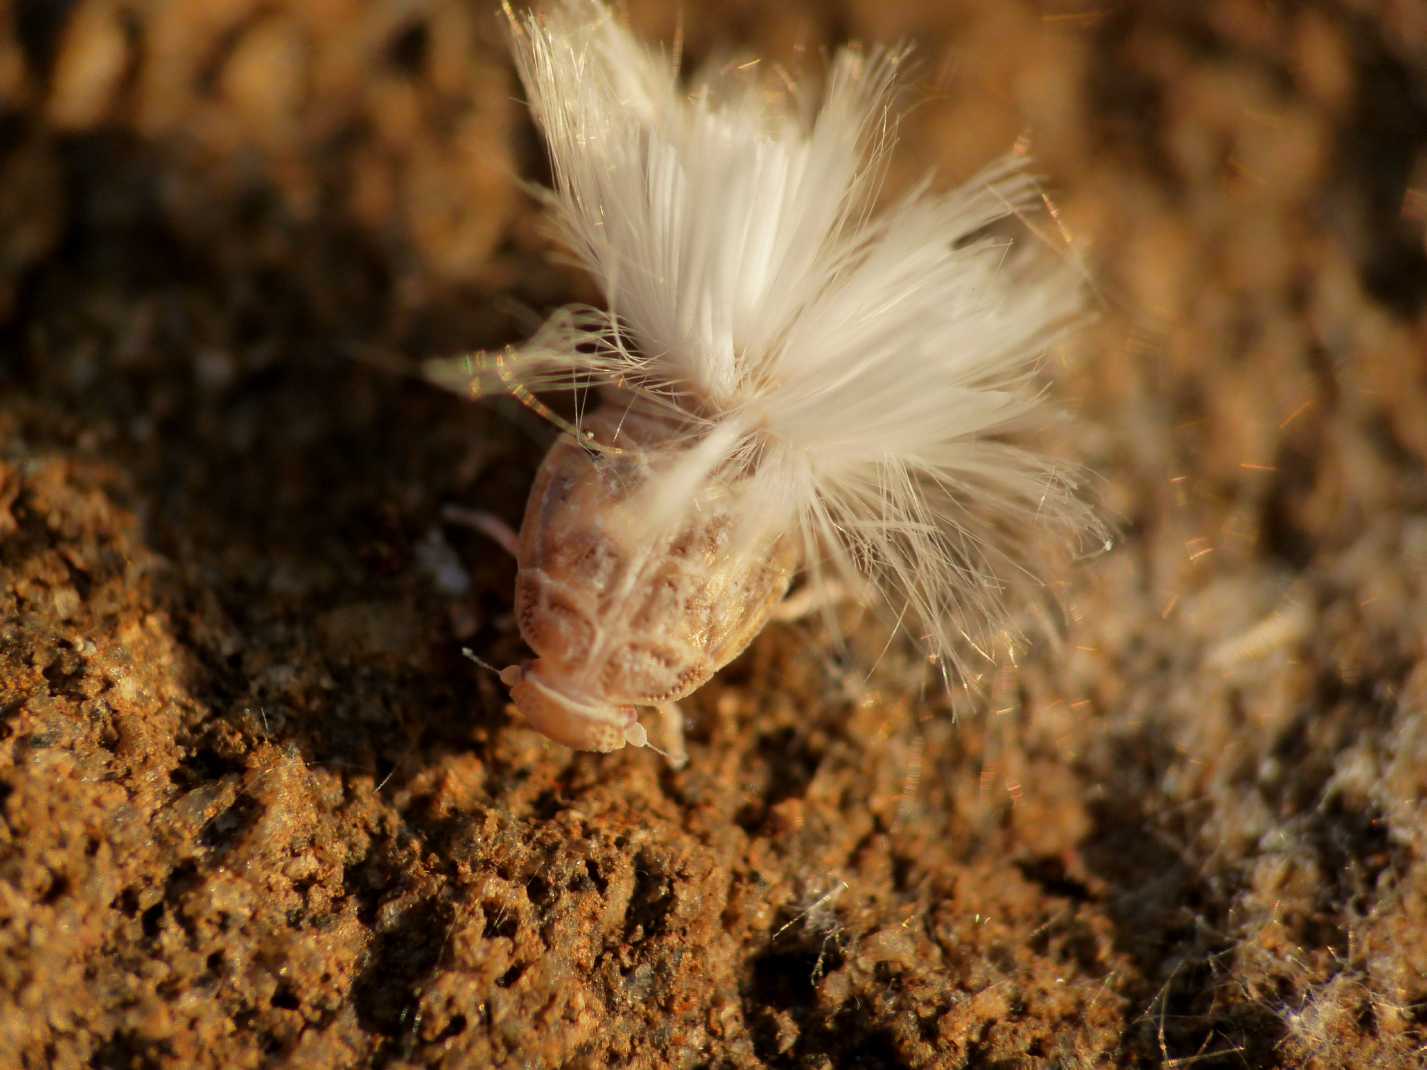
(515, 409, 797, 721)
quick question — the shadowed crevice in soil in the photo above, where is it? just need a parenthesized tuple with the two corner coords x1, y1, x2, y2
(90, 1029, 171, 1070)
(745, 937, 911, 1070)
(13, 0, 84, 79)
(352, 897, 454, 1048)
(1335, 6, 1427, 316)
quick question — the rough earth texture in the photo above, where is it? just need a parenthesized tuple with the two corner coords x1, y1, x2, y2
(2, 1, 1426, 1067)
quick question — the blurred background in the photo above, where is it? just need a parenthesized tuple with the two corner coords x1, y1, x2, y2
(1, 2, 1425, 1067)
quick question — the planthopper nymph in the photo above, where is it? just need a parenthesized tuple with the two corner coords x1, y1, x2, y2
(428, 0, 1103, 765)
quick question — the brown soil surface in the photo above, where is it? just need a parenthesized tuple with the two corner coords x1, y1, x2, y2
(3, 2, 1426, 1067)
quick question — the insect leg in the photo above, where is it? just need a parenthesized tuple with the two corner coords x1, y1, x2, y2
(771, 577, 871, 622)
(442, 504, 520, 558)
(652, 703, 689, 770)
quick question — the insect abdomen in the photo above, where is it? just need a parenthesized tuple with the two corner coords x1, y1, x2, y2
(515, 410, 796, 708)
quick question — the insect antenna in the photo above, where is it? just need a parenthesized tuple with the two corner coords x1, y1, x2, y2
(640, 736, 677, 763)
(462, 648, 526, 690)
(460, 648, 503, 676)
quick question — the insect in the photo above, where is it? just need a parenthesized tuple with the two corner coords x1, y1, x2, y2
(432, 0, 1101, 764)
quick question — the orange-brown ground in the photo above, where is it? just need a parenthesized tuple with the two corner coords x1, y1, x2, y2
(2, 2, 1425, 1067)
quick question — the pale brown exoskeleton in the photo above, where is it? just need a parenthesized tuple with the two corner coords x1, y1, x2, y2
(497, 408, 799, 765)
